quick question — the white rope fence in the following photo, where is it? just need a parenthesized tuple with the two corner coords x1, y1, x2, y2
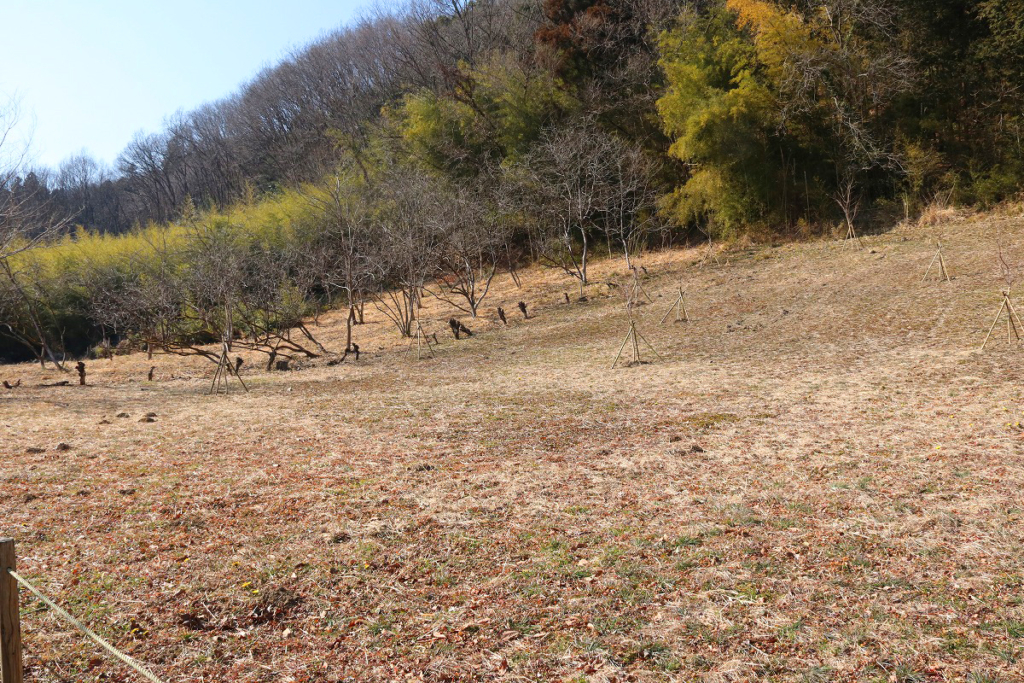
(6, 568, 166, 683)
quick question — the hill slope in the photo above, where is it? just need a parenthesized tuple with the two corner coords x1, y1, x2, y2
(3, 213, 1024, 681)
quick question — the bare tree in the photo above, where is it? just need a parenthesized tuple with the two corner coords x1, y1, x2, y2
(117, 130, 180, 224)
(517, 122, 605, 297)
(1, 97, 39, 258)
(299, 168, 376, 353)
(83, 207, 329, 368)
(231, 245, 327, 363)
(82, 240, 182, 359)
(368, 168, 443, 337)
(601, 138, 663, 268)
(515, 120, 661, 295)
(0, 97, 73, 368)
(429, 183, 508, 317)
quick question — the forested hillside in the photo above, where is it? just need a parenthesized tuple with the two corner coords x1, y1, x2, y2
(2, 0, 1023, 363)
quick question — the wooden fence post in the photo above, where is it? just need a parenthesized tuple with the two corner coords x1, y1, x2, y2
(0, 538, 22, 683)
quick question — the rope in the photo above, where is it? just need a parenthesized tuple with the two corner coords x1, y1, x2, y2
(6, 568, 166, 683)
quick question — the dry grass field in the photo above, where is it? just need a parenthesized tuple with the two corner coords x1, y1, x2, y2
(4, 212, 1024, 682)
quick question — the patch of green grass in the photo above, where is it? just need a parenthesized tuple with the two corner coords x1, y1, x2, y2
(735, 581, 774, 603)
(872, 663, 926, 682)
(988, 644, 1021, 664)
(966, 674, 1011, 683)
(721, 505, 764, 527)
(505, 618, 540, 636)
(978, 620, 1024, 638)
(563, 567, 592, 581)
(590, 613, 645, 636)
(778, 618, 805, 641)
(943, 632, 976, 654)
(801, 666, 834, 683)
(769, 516, 799, 529)
(743, 559, 786, 576)
(688, 653, 714, 671)
(600, 546, 626, 566)
(368, 616, 393, 635)
(619, 640, 678, 670)
(667, 535, 702, 548)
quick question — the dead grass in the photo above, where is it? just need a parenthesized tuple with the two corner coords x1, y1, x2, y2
(3, 215, 1024, 682)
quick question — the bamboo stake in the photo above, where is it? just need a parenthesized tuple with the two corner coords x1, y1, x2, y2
(611, 323, 635, 369)
(208, 353, 224, 394)
(660, 288, 689, 324)
(634, 327, 664, 361)
(981, 298, 1007, 350)
(1008, 301, 1021, 342)
(698, 240, 721, 268)
(228, 348, 249, 393)
(923, 242, 951, 282)
(612, 313, 663, 368)
(1008, 298, 1024, 333)
(842, 222, 864, 249)
(410, 319, 435, 360)
(628, 269, 653, 304)
(980, 293, 1022, 350)
(922, 250, 940, 281)
(210, 343, 248, 394)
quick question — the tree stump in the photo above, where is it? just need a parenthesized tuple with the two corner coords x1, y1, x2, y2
(342, 343, 360, 361)
(449, 318, 473, 339)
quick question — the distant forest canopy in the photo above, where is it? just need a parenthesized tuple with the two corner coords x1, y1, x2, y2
(8, 0, 1024, 236)
(1, 0, 1023, 364)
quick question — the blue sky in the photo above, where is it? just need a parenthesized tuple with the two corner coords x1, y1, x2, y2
(1, 0, 368, 170)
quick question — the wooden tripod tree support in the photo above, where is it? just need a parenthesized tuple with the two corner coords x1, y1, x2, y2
(627, 267, 653, 305)
(841, 222, 864, 249)
(980, 290, 1024, 350)
(410, 319, 436, 360)
(660, 287, 690, 324)
(0, 538, 23, 683)
(612, 310, 663, 369)
(209, 342, 249, 394)
(698, 239, 722, 268)
(922, 242, 951, 282)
